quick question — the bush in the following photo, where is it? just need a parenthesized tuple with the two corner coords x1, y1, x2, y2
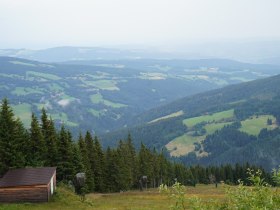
(160, 168, 280, 210)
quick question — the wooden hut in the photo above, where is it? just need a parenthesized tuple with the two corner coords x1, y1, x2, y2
(0, 167, 56, 203)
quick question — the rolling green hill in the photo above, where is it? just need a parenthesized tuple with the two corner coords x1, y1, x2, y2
(1, 56, 278, 134)
(101, 74, 280, 170)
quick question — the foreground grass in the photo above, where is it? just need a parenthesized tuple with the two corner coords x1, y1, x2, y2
(0, 184, 226, 210)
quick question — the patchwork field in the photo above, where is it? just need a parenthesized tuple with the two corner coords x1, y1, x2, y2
(1, 56, 279, 134)
(167, 109, 278, 157)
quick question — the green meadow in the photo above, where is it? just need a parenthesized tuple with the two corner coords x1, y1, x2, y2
(167, 109, 278, 157)
(0, 184, 226, 210)
(183, 109, 234, 127)
(90, 93, 127, 108)
(239, 115, 276, 136)
(11, 87, 44, 96)
(12, 103, 32, 127)
(26, 71, 61, 81)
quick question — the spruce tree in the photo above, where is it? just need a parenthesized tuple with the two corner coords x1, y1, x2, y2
(14, 118, 29, 167)
(116, 140, 131, 191)
(41, 109, 58, 167)
(93, 136, 105, 192)
(0, 99, 26, 175)
(138, 143, 153, 184)
(78, 133, 94, 192)
(104, 147, 121, 192)
(126, 134, 137, 187)
(29, 113, 46, 166)
(57, 126, 74, 181)
(72, 143, 84, 175)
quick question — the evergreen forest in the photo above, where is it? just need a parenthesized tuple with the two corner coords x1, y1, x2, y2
(0, 98, 275, 193)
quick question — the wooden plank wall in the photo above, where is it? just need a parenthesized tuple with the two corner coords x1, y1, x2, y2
(0, 185, 48, 203)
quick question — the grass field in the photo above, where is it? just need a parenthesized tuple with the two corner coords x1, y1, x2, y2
(90, 93, 127, 108)
(0, 73, 24, 80)
(167, 110, 235, 157)
(47, 84, 65, 92)
(239, 115, 276, 136)
(10, 61, 37, 67)
(51, 113, 78, 127)
(167, 111, 278, 157)
(88, 108, 107, 118)
(183, 109, 234, 127)
(83, 80, 119, 91)
(166, 134, 205, 157)
(138, 72, 167, 80)
(149, 110, 184, 124)
(12, 103, 32, 127)
(11, 87, 44, 96)
(204, 122, 233, 134)
(0, 184, 226, 210)
(26, 71, 61, 81)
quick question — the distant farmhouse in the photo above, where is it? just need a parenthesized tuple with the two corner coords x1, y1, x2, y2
(0, 167, 56, 203)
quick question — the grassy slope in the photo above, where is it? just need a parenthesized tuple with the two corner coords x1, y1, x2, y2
(183, 109, 234, 127)
(239, 115, 276, 135)
(167, 110, 235, 156)
(90, 93, 127, 108)
(12, 103, 32, 127)
(149, 110, 184, 124)
(166, 109, 278, 157)
(0, 184, 226, 210)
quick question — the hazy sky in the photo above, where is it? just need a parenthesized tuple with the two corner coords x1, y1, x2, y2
(1, 0, 280, 49)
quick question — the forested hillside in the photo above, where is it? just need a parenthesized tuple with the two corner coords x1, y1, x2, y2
(0, 98, 271, 194)
(101, 74, 280, 170)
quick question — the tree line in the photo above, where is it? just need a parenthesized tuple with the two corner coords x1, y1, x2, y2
(0, 98, 272, 193)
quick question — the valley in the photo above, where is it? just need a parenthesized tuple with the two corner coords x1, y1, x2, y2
(1, 54, 279, 134)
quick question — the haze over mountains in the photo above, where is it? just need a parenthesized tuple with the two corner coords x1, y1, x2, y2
(1, 45, 280, 170)
(1, 49, 280, 133)
(1, 42, 280, 64)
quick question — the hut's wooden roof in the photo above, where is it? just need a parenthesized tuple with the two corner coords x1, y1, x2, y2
(0, 167, 56, 188)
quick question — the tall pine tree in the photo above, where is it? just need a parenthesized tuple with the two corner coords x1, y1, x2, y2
(78, 133, 94, 192)
(0, 99, 26, 175)
(57, 126, 74, 181)
(29, 113, 46, 166)
(41, 109, 58, 167)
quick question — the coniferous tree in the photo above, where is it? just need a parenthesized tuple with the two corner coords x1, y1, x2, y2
(93, 136, 105, 192)
(104, 147, 120, 192)
(138, 143, 153, 182)
(0, 99, 26, 175)
(116, 140, 131, 191)
(14, 118, 29, 166)
(29, 113, 46, 166)
(72, 143, 84, 175)
(57, 126, 74, 181)
(78, 133, 94, 192)
(85, 131, 95, 174)
(126, 134, 137, 187)
(151, 148, 160, 187)
(41, 109, 58, 167)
